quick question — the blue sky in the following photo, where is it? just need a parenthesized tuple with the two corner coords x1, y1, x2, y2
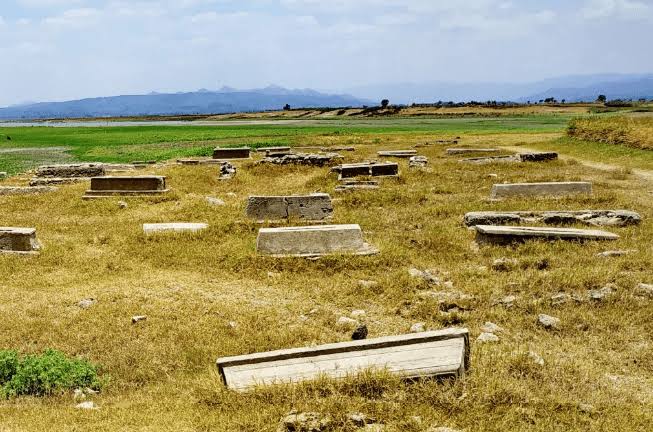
(0, 0, 652, 106)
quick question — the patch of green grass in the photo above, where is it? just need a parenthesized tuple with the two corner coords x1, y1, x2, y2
(0, 349, 104, 398)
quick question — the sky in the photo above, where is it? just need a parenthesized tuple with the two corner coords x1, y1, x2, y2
(0, 0, 652, 106)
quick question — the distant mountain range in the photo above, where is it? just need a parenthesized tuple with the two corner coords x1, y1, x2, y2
(0, 86, 368, 120)
(1, 74, 652, 120)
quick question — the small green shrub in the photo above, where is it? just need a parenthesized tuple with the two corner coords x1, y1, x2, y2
(0, 349, 105, 398)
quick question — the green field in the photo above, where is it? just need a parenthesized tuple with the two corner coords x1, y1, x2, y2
(0, 116, 570, 174)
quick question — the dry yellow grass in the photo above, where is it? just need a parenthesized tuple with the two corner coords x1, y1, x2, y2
(0, 131, 652, 431)
(568, 115, 653, 150)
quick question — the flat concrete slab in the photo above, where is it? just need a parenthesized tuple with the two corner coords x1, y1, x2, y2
(83, 176, 168, 199)
(475, 225, 619, 245)
(213, 147, 251, 160)
(143, 223, 208, 235)
(377, 150, 418, 158)
(0, 186, 58, 195)
(217, 328, 469, 391)
(0, 227, 41, 254)
(256, 224, 378, 257)
(464, 210, 641, 227)
(246, 193, 333, 221)
(446, 148, 500, 155)
(490, 182, 592, 199)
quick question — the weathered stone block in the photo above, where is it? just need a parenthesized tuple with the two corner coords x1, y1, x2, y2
(256, 224, 378, 257)
(517, 152, 558, 162)
(143, 223, 208, 235)
(212, 147, 251, 160)
(29, 178, 84, 186)
(36, 163, 106, 178)
(490, 182, 592, 199)
(0, 227, 41, 254)
(377, 150, 417, 158)
(475, 225, 619, 245)
(370, 163, 399, 177)
(259, 152, 342, 166)
(246, 193, 333, 221)
(464, 210, 641, 227)
(83, 176, 168, 198)
(0, 186, 58, 196)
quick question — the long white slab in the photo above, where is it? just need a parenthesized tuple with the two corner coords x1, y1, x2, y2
(217, 328, 469, 391)
(475, 225, 619, 245)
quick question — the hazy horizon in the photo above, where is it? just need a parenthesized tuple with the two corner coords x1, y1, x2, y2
(1, 0, 652, 106)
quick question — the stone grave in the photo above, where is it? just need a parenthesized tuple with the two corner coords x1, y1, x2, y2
(474, 225, 619, 245)
(464, 210, 641, 227)
(490, 182, 592, 199)
(259, 152, 342, 166)
(0, 186, 58, 196)
(0, 227, 41, 254)
(461, 152, 558, 164)
(30, 163, 107, 186)
(332, 162, 399, 180)
(256, 224, 378, 257)
(213, 147, 251, 160)
(246, 193, 333, 221)
(446, 148, 499, 155)
(83, 176, 169, 199)
(216, 328, 469, 391)
(143, 223, 208, 235)
(377, 150, 418, 158)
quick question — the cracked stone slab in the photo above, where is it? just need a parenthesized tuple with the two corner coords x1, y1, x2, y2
(256, 224, 379, 257)
(475, 225, 619, 245)
(490, 182, 592, 199)
(246, 193, 333, 221)
(464, 210, 641, 227)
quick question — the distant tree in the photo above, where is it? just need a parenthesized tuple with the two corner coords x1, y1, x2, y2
(6, 136, 11, 141)
(561, 99, 566, 104)
(597, 94, 607, 103)
(381, 99, 389, 108)
(544, 97, 556, 103)
(283, 104, 291, 111)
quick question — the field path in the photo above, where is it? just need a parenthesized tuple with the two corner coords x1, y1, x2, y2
(500, 145, 653, 182)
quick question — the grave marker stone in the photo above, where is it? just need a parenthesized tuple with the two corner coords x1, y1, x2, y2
(83, 176, 169, 199)
(246, 194, 333, 221)
(0, 227, 41, 254)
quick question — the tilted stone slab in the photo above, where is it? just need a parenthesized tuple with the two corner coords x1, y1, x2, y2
(246, 193, 333, 221)
(36, 163, 106, 178)
(446, 148, 500, 155)
(143, 223, 208, 235)
(83, 176, 168, 199)
(216, 328, 469, 391)
(464, 210, 641, 227)
(475, 225, 619, 245)
(212, 147, 251, 160)
(0, 227, 41, 254)
(490, 182, 592, 199)
(0, 186, 58, 196)
(377, 150, 418, 158)
(256, 224, 378, 257)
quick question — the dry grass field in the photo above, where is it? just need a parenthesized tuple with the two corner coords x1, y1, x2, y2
(1, 128, 652, 431)
(569, 114, 653, 150)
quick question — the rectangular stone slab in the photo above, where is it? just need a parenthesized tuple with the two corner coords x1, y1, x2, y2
(0, 227, 41, 253)
(446, 148, 499, 155)
(464, 210, 641, 227)
(0, 186, 58, 195)
(490, 182, 592, 199)
(212, 147, 251, 160)
(143, 223, 208, 234)
(246, 194, 333, 221)
(377, 150, 417, 158)
(517, 152, 558, 162)
(255, 146, 291, 153)
(84, 176, 168, 198)
(36, 164, 106, 178)
(217, 328, 469, 391)
(337, 163, 376, 179)
(256, 224, 378, 257)
(475, 225, 619, 245)
(370, 163, 399, 177)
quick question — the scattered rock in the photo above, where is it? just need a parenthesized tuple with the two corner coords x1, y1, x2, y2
(227, 321, 238, 329)
(410, 322, 426, 333)
(538, 314, 560, 330)
(408, 268, 441, 285)
(337, 316, 359, 328)
(348, 413, 376, 427)
(492, 257, 518, 271)
(477, 332, 499, 343)
(409, 155, 429, 168)
(352, 325, 368, 340)
(117, 201, 128, 209)
(597, 250, 636, 258)
(351, 309, 366, 318)
(77, 298, 96, 309)
(75, 401, 98, 410)
(480, 322, 503, 333)
(131, 315, 147, 324)
(589, 284, 616, 302)
(635, 283, 653, 298)
(494, 295, 517, 308)
(226, 192, 237, 197)
(578, 403, 595, 414)
(267, 271, 281, 278)
(487, 173, 498, 178)
(528, 351, 545, 366)
(206, 197, 226, 206)
(358, 280, 378, 289)
(550, 293, 571, 306)
(219, 162, 237, 180)
(280, 412, 331, 432)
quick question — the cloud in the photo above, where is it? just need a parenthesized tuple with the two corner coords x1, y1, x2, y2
(42, 8, 101, 27)
(582, 0, 652, 19)
(18, 0, 86, 7)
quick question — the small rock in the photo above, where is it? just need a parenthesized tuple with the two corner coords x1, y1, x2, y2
(358, 280, 378, 289)
(408, 268, 440, 285)
(298, 315, 309, 322)
(538, 314, 560, 330)
(363, 425, 386, 431)
(73, 388, 86, 400)
(550, 293, 571, 306)
(494, 295, 516, 307)
(351, 309, 366, 318)
(578, 403, 595, 414)
(492, 257, 518, 271)
(352, 324, 368, 340)
(443, 281, 455, 289)
(477, 332, 499, 343)
(226, 192, 237, 197)
(337, 316, 359, 328)
(131, 315, 147, 324)
(280, 412, 331, 432)
(78, 298, 96, 309)
(267, 271, 281, 278)
(589, 284, 616, 301)
(527, 351, 545, 366)
(348, 413, 376, 427)
(597, 250, 635, 258)
(409, 155, 429, 168)
(308, 308, 319, 315)
(487, 173, 498, 178)
(480, 322, 503, 333)
(206, 197, 226, 206)
(75, 401, 98, 410)
(227, 321, 238, 329)
(410, 322, 426, 333)
(635, 283, 653, 298)
(117, 201, 128, 209)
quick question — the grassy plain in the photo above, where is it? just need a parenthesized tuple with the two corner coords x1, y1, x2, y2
(0, 116, 652, 431)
